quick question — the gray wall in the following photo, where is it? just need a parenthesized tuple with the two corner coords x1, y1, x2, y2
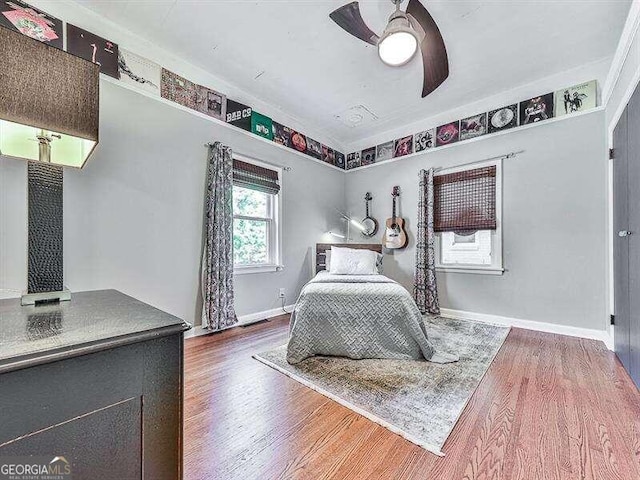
(0, 81, 609, 333)
(0, 80, 344, 326)
(345, 111, 609, 331)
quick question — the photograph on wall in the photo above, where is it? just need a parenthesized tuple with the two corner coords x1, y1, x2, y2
(346, 151, 361, 170)
(322, 145, 336, 165)
(460, 113, 487, 141)
(251, 111, 273, 140)
(306, 137, 323, 159)
(290, 130, 307, 153)
(273, 122, 292, 147)
(487, 104, 518, 133)
(519, 93, 554, 125)
(66, 23, 119, 78)
(554, 80, 597, 116)
(0, 0, 63, 49)
(335, 151, 346, 169)
(436, 121, 460, 147)
(161, 69, 201, 110)
(198, 86, 226, 121)
(118, 49, 161, 96)
(394, 136, 413, 158)
(361, 146, 376, 166)
(376, 141, 394, 161)
(414, 129, 435, 152)
(226, 99, 252, 131)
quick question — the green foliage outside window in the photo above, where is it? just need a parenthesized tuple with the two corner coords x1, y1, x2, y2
(233, 186, 271, 265)
(233, 186, 267, 217)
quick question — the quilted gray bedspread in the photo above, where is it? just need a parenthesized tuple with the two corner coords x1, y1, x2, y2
(286, 272, 458, 364)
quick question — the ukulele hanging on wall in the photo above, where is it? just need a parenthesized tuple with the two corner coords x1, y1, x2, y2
(382, 186, 408, 249)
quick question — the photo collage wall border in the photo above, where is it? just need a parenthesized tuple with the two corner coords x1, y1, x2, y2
(0, 1, 347, 169)
(1, 1, 598, 174)
(346, 80, 598, 170)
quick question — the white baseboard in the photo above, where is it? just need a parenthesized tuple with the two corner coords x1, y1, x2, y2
(440, 308, 614, 350)
(184, 304, 294, 339)
(184, 304, 615, 351)
(237, 304, 295, 326)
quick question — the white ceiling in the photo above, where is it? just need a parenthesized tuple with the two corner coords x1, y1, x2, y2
(73, 0, 632, 145)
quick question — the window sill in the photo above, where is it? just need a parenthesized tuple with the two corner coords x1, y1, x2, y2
(436, 266, 504, 276)
(234, 265, 283, 275)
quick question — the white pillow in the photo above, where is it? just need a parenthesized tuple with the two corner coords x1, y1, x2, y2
(326, 249, 383, 273)
(329, 247, 378, 275)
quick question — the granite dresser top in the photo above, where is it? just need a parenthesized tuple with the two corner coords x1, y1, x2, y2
(0, 289, 191, 373)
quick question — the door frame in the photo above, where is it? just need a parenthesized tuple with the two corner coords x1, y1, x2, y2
(608, 72, 640, 351)
(604, 0, 640, 351)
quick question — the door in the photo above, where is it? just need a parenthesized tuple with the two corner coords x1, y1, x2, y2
(613, 83, 640, 388)
(628, 86, 640, 387)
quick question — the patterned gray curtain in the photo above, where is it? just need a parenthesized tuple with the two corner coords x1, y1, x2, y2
(201, 142, 237, 331)
(414, 168, 440, 315)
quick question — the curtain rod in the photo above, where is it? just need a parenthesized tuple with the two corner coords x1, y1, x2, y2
(203, 142, 291, 171)
(434, 150, 524, 172)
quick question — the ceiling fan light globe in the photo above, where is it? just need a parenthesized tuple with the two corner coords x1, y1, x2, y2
(378, 30, 418, 66)
(377, 10, 419, 67)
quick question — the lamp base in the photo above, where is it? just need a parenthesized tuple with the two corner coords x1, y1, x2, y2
(21, 288, 71, 306)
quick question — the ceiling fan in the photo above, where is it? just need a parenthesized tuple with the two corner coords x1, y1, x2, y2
(329, 0, 449, 98)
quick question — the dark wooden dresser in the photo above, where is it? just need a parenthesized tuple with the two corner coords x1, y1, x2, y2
(0, 289, 191, 480)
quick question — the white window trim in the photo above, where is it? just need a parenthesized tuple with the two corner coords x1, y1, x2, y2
(435, 158, 504, 275)
(232, 153, 283, 275)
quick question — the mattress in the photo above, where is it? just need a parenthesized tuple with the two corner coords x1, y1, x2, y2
(286, 272, 457, 364)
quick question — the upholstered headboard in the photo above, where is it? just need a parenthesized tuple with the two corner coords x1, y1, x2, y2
(315, 243, 383, 273)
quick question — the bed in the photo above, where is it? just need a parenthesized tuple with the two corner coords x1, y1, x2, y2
(286, 244, 457, 365)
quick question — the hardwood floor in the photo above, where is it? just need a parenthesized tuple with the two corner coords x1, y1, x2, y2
(183, 315, 640, 480)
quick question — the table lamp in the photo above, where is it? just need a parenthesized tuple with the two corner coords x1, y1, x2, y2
(328, 212, 366, 241)
(0, 26, 100, 305)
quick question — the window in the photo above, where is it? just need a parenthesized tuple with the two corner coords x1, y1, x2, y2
(435, 160, 503, 275)
(441, 230, 492, 265)
(232, 156, 281, 274)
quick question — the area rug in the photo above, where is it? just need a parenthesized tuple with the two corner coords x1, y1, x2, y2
(253, 316, 510, 456)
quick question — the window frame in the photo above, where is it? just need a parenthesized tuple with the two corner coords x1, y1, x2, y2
(232, 154, 282, 275)
(435, 158, 504, 275)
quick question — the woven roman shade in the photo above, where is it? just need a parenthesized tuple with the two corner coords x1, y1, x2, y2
(434, 165, 496, 232)
(233, 159, 280, 195)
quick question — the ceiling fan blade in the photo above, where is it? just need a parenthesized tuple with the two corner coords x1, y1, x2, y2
(406, 0, 449, 97)
(330, 2, 379, 46)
